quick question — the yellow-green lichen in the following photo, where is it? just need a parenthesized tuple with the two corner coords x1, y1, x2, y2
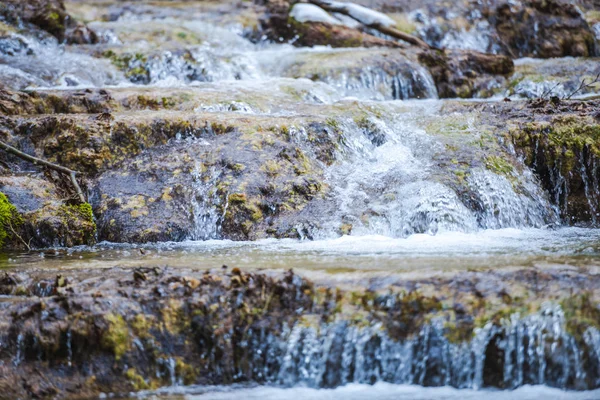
(131, 314, 152, 339)
(485, 155, 514, 176)
(102, 313, 130, 360)
(561, 293, 600, 343)
(125, 368, 150, 391)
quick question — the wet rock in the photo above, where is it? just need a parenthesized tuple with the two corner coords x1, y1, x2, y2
(494, 0, 597, 58)
(0, 0, 69, 41)
(0, 266, 597, 396)
(506, 58, 600, 99)
(0, 0, 98, 44)
(65, 23, 99, 45)
(509, 101, 600, 224)
(418, 48, 514, 98)
(0, 87, 113, 116)
(0, 176, 97, 248)
(372, 0, 598, 59)
(0, 34, 33, 57)
(93, 117, 335, 243)
(280, 48, 437, 100)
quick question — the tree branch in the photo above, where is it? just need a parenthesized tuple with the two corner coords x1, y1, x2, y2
(0, 140, 86, 203)
(308, 0, 432, 49)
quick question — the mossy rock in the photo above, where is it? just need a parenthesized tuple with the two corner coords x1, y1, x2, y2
(0, 192, 22, 248)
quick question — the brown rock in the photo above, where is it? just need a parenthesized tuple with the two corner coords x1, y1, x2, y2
(495, 0, 597, 58)
(0, 0, 68, 41)
(418, 49, 514, 98)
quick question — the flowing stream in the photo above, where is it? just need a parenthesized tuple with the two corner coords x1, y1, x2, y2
(1, 1, 600, 399)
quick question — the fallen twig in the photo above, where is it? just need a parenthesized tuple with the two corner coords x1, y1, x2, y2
(539, 82, 562, 99)
(0, 140, 86, 203)
(564, 72, 600, 100)
(7, 220, 31, 251)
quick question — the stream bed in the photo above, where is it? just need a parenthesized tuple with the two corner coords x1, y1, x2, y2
(1, 0, 600, 399)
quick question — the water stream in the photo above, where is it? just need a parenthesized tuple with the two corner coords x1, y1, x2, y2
(1, 1, 600, 398)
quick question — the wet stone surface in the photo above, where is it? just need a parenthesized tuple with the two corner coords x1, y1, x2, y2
(0, 266, 598, 398)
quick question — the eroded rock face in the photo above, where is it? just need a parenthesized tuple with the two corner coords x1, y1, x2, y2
(509, 99, 600, 224)
(0, 86, 342, 245)
(418, 48, 514, 98)
(1, 85, 599, 247)
(0, 266, 598, 397)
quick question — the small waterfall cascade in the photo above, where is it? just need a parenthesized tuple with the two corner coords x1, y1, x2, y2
(317, 111, 558, 238)
(239, 305, 600, 390)
(189, 163, 228, 240)
(315, 61, 438, 101)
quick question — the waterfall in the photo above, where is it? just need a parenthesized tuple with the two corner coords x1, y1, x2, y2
(248, 306, 599, 390)
(318, 111, 558, 238)
(189, 163, 228, 240)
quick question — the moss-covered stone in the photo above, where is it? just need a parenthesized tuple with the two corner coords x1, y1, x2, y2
(0, 192, 22, 248)
(511, 110, 600, 223)
(56, 203, 97, 246)
(561, 293, 600, 343)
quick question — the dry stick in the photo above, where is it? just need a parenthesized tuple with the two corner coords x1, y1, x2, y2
(0, 140, 86, 203)
(308, 0, 431, 49)
(7, 221, 31, 251)
(539, 81, 562, 99)
(564, 72, 600, 100)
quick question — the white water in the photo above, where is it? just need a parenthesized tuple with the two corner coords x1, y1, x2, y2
(135, 383, 600, 400)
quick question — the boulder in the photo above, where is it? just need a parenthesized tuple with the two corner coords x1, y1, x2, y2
(494, 0, 598, 58)
(0, 0, 98, 44)
(0, 0, 68, 41)
(418, 48, 514, 98)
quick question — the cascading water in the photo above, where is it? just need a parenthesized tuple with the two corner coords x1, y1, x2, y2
(189, 163, 228, 241)
(225, 304, 600, 390)
(1, 0, 600, 398)
(311, 109, 558, 238)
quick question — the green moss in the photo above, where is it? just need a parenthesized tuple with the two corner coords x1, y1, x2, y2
(228, 193, 247, 204)
(57, 203, 97, 245)
(326, 118, 340, 130)
(561, 293, 600, 343)
(102, 313, 130, 360)
(485, 155, 514, 176)
(444, 319, 475, 344)
(131, 314, 152, 339)
(102, 51, 149, 81)
(135, 95, 176, 110)
(48, 12, 61, 22)
(161, 299, 189, 334)
(515, 116, 600, 176)
(211, 122, 229, 135)
(175, 358, 197, 385)
(0, 192, 22, 248)
(125, 368, 150, 391)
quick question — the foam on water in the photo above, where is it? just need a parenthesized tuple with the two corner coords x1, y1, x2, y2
(137, 381, 600, 399)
